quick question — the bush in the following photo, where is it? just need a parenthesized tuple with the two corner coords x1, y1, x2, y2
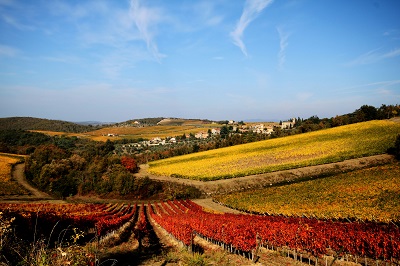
(388, 134, 400, 160)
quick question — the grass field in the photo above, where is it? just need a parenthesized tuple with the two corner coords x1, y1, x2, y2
(148, 120, 400, 180)
(0, 153, 29, 195)
(33, 124, 219, 142)
(214, 163, 400, 222)
(85, 124, 217, 141)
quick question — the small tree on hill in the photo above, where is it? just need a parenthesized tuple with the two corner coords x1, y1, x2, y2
(121, 156, 139, 173)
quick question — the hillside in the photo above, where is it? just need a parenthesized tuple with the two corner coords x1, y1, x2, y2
(214, 162, 400, 222)
(85, 123, 218, 141)
(148, 120, 400, 180)
(0, 117, 92, 133)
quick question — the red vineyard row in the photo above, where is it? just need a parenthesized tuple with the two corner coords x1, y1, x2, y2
(0, 202, 137, 239)
(149, 200, 400, 262)
(1, 200, 399, 262)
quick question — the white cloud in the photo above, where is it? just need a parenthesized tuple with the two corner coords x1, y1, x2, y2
(277, 26, 290, 70)
(194, 1, 224, 27)
(0, 13, 35, 31)
(346, 47, 400, 66)
(230, 0, 273, 57)
(0, 44, 19, 57)
(129, 0, 166, 62)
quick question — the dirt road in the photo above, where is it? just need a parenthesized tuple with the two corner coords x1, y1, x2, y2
(0, 163, 64, 202)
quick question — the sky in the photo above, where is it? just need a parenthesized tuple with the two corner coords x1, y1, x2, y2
(0, 0, 399, 123)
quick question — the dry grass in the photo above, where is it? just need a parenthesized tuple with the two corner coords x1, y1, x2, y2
(32, 124, 219, 142)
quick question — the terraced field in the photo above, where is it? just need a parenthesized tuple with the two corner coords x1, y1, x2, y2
(148, 120, 400, 180)
(214, 162, 400, 222)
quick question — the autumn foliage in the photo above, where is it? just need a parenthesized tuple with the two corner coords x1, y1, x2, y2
(120, 156, 138, 173)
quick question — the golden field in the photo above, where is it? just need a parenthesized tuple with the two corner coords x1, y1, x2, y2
(33, 123, 219, 142)
(148, 120, 400, 180)
(85, 124, 217, 141)
(0, 153, 24, 182)
(0, 153, 29, 195)
(214, 163, 400, 222)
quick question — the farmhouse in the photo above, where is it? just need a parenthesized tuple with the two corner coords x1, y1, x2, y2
(211, 128, 220, 135)
(195, 132, 209, 139)
(251, 124, 275, 134)
(281, 118, 296, 129)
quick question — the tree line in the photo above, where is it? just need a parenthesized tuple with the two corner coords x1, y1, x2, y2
(0, 117, 95, 133)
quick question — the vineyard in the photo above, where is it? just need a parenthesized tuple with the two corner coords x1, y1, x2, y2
(214, 163, 400, 222)
(1, 200, 399, 265)
(148, 120, 400, 180)
(0, 153, 29, 196)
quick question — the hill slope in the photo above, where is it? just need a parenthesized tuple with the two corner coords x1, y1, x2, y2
(0, 117, 92, 133)
(214, 162, 400, 222)
(149, 120, 400, 180)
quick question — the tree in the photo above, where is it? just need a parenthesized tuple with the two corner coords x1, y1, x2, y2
(121, 156, 139, 173)
(220, 125, 229, 139)
(192, 143, 200, 153)
(355, 105, 377, 122)
(388, 134, 400, 160)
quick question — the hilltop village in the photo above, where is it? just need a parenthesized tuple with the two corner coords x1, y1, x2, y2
(111, 118, 297, 157)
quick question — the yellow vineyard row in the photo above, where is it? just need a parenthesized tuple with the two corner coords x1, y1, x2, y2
(214, 163, 400, 222)
(149, 120, 400, 180)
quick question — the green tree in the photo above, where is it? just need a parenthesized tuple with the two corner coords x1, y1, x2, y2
(220, 125, 229, 139)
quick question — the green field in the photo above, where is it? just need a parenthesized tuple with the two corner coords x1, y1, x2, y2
(148, 120, 400, 180)
(214, 163, 400, 222)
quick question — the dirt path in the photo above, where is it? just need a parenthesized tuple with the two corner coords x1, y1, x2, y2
(0, 163, 64, 202)
(12, 164, 50, 198)
(137, 154, 395, 196)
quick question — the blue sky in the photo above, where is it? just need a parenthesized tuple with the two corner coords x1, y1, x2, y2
(0, 0, 399, 122)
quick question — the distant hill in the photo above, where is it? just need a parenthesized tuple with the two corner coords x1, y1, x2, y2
(76, 121, 116, 126)
(0, 117, 93, 133)
(156, 118, 214, 126)
(124, 117, 165, 126)
(124, 117, 214, 126)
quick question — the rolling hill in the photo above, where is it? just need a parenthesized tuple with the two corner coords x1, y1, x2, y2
(0, 117, 92, 133)
(148, 120, 400, 180)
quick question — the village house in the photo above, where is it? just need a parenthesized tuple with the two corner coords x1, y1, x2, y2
(251, 124, 275, 134)
(195, 132, 209, 139)
(281, 118, 296, 129)
(211, 128, 220, 135)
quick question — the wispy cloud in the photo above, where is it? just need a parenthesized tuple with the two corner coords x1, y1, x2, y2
(230, 0, 273, 57)
(346, 47, 400, 66)
(194, 1, 224, 27)
(0, 13, 35, 31)
(129, 0, 165, 62)
(277, 26, 289, 70)
(0, 44, 19, 57)
(383, 29, 400, 39)
(333, 80, 400, 97)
